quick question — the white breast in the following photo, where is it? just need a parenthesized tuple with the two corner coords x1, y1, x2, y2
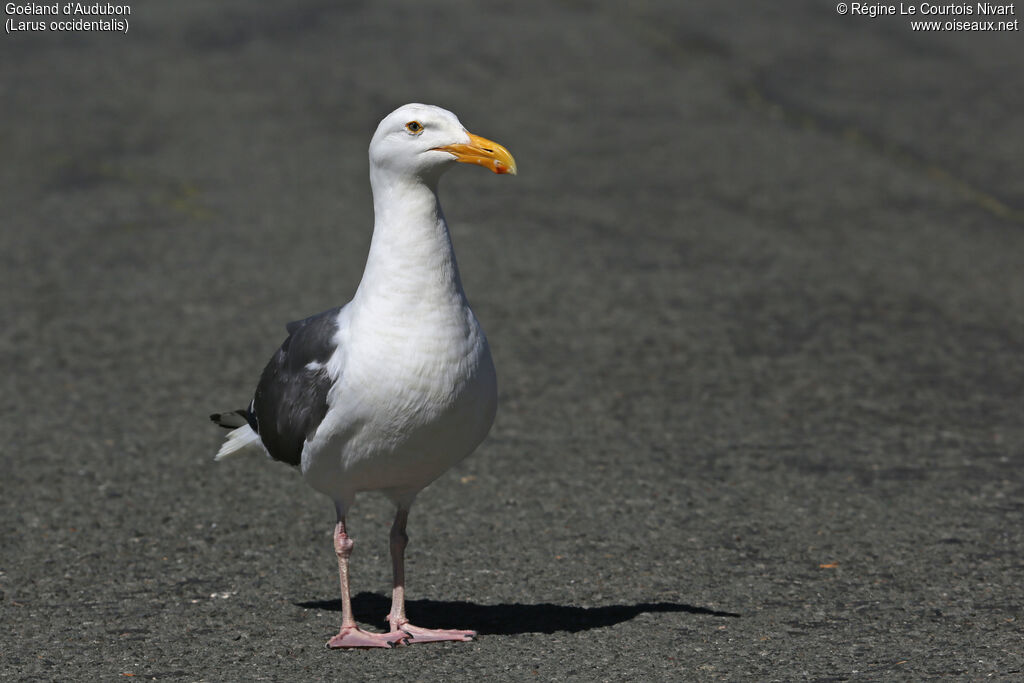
(301, 299, 497, 505)
(299, 162, 498, 508)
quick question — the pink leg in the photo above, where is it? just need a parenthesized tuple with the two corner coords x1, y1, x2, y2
(386, 508, 476, 644)
(326, 517, 408, 649)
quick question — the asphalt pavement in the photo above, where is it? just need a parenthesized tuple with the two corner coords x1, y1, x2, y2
(2, 1, 1023, 680)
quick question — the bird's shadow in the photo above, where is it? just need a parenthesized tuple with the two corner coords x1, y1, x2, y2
(296, 593, 739, 636)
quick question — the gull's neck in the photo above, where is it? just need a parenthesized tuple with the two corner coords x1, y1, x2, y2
(353, 168, 466, 313)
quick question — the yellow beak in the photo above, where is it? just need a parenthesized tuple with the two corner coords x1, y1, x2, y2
(433, 132, 517, 175)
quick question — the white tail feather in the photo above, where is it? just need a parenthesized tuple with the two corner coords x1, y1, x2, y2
(215, 425, 267, 461)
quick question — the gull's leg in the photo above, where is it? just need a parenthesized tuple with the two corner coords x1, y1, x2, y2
(386, 508, 476, 644)
(326, 516, 408, 648)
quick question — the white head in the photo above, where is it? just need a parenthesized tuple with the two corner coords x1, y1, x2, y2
(368, 103, 517, 185)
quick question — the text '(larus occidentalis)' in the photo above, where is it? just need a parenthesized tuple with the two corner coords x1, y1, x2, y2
(211, 103, 516, 648)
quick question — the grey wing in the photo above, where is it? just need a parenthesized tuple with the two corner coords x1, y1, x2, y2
(251, 306, 344, 467)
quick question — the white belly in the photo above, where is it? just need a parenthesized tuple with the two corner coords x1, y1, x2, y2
(300, 307, 497, 505)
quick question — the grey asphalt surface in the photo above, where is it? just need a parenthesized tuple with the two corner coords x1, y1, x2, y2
(3, 1, 1023, 680)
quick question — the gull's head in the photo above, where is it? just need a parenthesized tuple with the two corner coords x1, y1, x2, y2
(369, 103, 517, 183)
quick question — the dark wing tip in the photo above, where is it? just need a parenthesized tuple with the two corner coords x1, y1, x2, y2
(210, 411, 249, 429)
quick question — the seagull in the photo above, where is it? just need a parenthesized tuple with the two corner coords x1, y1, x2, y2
(210, 103, 516, 648)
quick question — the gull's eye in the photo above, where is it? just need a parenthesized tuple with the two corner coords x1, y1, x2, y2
(405, 121, 423, 135)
